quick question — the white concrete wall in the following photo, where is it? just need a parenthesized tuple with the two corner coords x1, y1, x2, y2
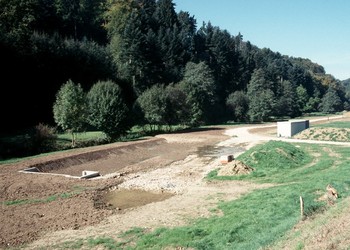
(277, 121, 291, 137)
(277, 120, 309, 138)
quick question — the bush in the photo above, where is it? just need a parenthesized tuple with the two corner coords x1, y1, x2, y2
(30, 123, 57, 153)
(0, 123, 57, 160)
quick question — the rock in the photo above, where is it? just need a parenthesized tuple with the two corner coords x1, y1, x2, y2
(220, 155, 234, 164)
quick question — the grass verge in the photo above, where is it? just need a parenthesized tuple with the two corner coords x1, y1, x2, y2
(313, 121, 350, 129)
(2, 187, 84, 206)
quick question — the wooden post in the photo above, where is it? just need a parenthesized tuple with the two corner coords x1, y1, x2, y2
(300, 196, 304, 219)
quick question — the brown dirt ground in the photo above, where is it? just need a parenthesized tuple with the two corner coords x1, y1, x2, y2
(1, 126, 255, 249)
(2, 114, 350, 250)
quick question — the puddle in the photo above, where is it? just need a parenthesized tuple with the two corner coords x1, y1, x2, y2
(103, 189, 174, 210)
(197, 145, 245, 158)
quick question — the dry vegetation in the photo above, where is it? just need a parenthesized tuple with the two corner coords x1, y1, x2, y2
(294, 127, 350, 142)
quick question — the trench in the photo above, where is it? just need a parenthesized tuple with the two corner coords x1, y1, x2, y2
(18, 137, 168, 178)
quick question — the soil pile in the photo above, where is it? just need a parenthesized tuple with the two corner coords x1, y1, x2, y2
(293, 127, 350, 142)
(217, 159, 254, 176)
(317, 184, 339, 205)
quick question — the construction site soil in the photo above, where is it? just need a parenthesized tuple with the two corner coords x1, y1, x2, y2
(0, 127, 237, 249)
(1, 115, 350, 249)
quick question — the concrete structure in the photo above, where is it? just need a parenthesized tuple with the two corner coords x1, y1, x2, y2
(220, 155, 234, 164)
(81, 170, 100, 179)
(277, 119, 309, 138)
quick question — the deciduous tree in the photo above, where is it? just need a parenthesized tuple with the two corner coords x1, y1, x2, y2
(87, 80, 130, 141)
(135, 84, 167, 130)
(319, 86, 343, 113)
(226, 90, 249, 122)
(53, 79, 87, 146)
(180, 61, 217, 125)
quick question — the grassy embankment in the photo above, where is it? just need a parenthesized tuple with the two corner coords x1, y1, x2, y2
(0, 125, 188, 164)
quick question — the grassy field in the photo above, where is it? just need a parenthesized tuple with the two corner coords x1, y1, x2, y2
(58, 140, 350, 250)
(314, 121, 350, 129)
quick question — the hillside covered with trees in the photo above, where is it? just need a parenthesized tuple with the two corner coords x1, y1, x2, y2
(1, 0, 349, 136)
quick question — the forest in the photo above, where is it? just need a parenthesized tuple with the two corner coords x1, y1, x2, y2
(1, 0, 349, 137)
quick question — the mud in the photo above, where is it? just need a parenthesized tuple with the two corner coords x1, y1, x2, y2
(103, 188, 175, 210)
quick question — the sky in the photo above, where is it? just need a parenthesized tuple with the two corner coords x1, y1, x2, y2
(174, 0, 350, 81)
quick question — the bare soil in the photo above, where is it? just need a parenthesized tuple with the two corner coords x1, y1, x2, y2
(217, 159, 254, 176)
(1, 115, 350, 250)
(1, 126, 268, 249)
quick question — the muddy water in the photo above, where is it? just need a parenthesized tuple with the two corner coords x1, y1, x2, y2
(197, 145, 245, 158)
(104, 189, 174, 210)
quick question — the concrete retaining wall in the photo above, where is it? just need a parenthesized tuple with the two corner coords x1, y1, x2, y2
(277, 120, 309, 138)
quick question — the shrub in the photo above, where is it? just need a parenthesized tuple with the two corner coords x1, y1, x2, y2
(30, 123, 57, 153)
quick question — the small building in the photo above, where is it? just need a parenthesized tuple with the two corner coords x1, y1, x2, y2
(277, 119, 309, 138)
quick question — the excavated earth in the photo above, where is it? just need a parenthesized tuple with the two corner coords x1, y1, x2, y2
(1, 126, 260, 249)
(1, 114, 350, 249)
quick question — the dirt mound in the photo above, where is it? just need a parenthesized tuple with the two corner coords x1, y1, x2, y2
(293, 127, 350, 142)
(217, 160, 254, 176)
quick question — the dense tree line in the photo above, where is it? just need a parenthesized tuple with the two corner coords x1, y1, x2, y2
(1, 0, 349, 136)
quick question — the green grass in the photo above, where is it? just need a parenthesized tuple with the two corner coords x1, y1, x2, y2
(87, 237, 120, 250)
(314, 121, 350, 129)
(58, 239, 84, 249)
(56, 131, 106, 141)
(207, 141, 312, 183)
(53, 228, 148, 250)
(297, 112, 344, 119)
(56, 140, 350, 250)
(2, 190, 82, 206)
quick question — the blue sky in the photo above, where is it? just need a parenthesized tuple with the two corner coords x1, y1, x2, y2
(174, 0, 350, 81)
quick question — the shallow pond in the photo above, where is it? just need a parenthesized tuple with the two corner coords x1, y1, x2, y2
(104, 188, 174, 210)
